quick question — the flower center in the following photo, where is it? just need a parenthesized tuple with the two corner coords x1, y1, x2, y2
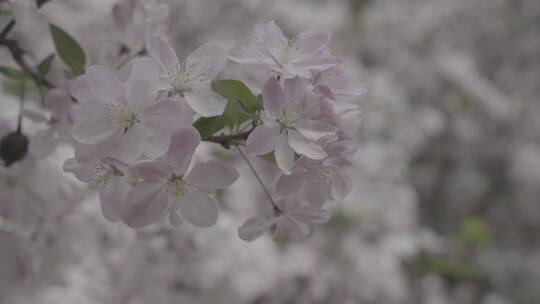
(278, 38, 298, 65)
(105, 102, 139, 131)
(311, 166, 335, 189)
(166, 62, 192, 95)
(89, 164, 123, 190)
(166, 175, 188, 200)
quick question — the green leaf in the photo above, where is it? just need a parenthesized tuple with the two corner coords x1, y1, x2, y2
(0, 66, 23, 80)
(212, 80, 259, 128)
(417, 252, 480, 280)
(193, 117, 226, 139)
(457, 217, 492, 247)
(50, 24, 86, 75)
(37, 54, 55, 77)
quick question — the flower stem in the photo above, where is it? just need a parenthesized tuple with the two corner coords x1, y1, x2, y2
(17, 78, 25, 133)
(234, 145, 281, 215)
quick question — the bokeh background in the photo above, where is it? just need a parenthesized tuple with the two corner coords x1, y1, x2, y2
(1, 0, 540, 303)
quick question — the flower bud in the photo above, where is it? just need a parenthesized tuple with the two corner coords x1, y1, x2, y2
(0, 131, 29, 167)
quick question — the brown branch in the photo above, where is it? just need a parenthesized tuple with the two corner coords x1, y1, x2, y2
(204, 129, 252, 149)
(0, 39, 54, 88)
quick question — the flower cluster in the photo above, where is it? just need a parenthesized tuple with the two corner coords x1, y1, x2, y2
(232, 21, 365, 241)
(1, 0, 365, 242)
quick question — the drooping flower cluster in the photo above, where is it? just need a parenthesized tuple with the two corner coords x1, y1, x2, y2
(1, 0, 365, 242)
(231, 21, 366, 241)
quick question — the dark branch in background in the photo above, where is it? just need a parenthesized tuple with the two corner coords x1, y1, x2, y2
(204, 129, 252, 149)
(0, 0, 54, 88)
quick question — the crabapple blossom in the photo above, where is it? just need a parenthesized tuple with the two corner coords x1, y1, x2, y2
(121, 127, 239, 228)
(275, 138, 355, 206)
(312, 66, 369, 101)
(147, 37, 228, 117)
(238, 197, 331, 242)
(246, 75, 336, 174)
(1, 8, 365, 245)
(63, 157, 131, 223)
(26, 89, 73, 159)
(229, 20, 339, 79)
(69, 60, 187, 162)
(111, 0, 169, 52)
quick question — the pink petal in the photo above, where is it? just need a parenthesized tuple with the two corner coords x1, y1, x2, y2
(283, 77, 305, 103)
(287, 130, 327, 160)
(168, 210, 183, 226)
(166, 127, 200, 174)
(228, 45, 261, 65)
(275, 171, 306, 196)
(331, 170, 351, 201)
(258, 21, 287, 58)
(184, 89, 227, 117)
(276, 214, 310, 240)
(140, 98, 187, 131)
(130, 160, 171, 181)
(185, 43, 227, 86)
(262, 76, 284, 114)
(175, 187, 218, 227)
(295, 119, 336, 141)
(129, 58, 162, 83)
(70, 103, 117, 144)
(45, 89, 72, 119)
(238, 216, 275, 242)
(125, 75, 158, 112)
(70, 75, 94, 103)
(29, 129, 58, 159)
(99, 177, 130, 223)
(275, 133, 295, 174)
(186, 160, 239, 191)
(121, 181, 167, 228)
(289, 206, 331, 224)
(294, 31, 331, 57)
(246, 125, 279, 156)
(147, 36, 179, 70)
(85, 65, 125, 102)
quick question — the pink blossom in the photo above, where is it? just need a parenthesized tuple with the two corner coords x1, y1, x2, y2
(69, 60, 187, 162)
(121, 127, 239, 228)
(312, 66, 368, 101)
(26, 89, 73, 159)
(246, 76, 336, 174)
(147, 37, 228, 117)
(229, 21, 338, 79)
(111, 0, 170, 53)
(63, 157, 131, 223)
(238, 198, 331, 242)
(275, 139, 355, 205)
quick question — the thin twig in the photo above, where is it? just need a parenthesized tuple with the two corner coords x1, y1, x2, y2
(17, 77, 25, 133)
(205, 129, 252, 149)
(234, 145, 281, 215)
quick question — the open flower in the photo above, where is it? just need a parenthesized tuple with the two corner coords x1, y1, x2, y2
(246, 76, 336, 174)
(69, 60, 187, 162)
(238, 198, 331, 242)
(26, 89, 73, 159)
(63, 157, 131, 223)
(112, 0, 169, 52)
(147, 37, 228, 117)
(275, 138, 355, 206)
(312, 66, 368, 101)
(229, 21, 338, 79)
(121, 127, 239, 228)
